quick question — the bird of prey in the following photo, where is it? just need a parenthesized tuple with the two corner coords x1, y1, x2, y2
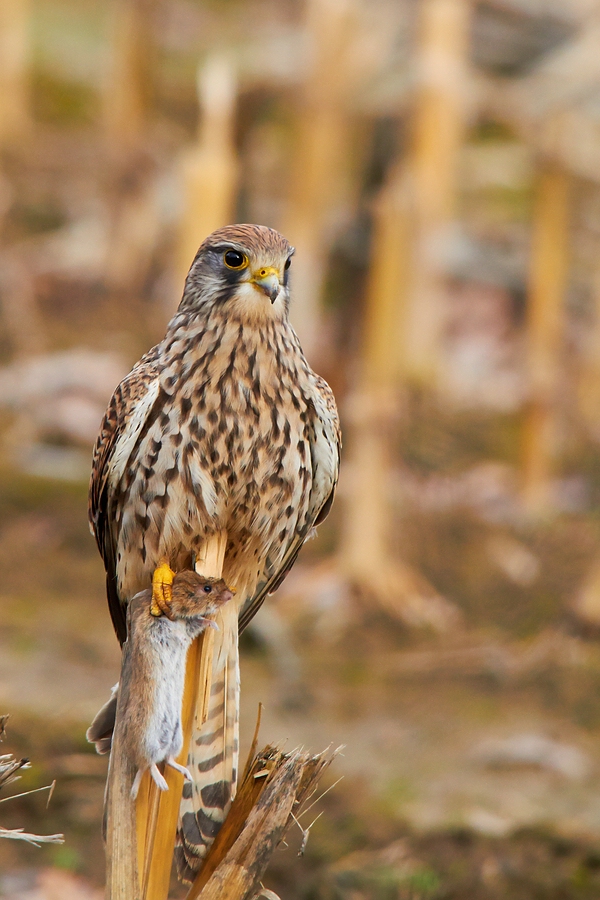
(89, 224, 340, 877)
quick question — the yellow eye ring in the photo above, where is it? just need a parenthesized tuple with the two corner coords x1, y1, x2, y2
(223, 249, 249, 270)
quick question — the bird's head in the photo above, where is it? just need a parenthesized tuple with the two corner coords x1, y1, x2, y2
(180, 224, 294, 321)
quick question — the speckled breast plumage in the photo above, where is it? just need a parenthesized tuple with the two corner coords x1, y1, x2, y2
(112, 309, 323, 606)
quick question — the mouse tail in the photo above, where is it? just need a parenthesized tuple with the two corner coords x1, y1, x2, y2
(175, 600, 239, 881)
(86, 683, 119, 755)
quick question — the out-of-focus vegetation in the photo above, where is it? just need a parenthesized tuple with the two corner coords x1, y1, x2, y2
(3, 0, 600, 896)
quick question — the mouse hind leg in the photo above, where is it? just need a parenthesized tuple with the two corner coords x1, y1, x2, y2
(167, 757, 192, 781)
(131, 767, 146, 800)
(149, 763, 169, 792)
(130, 763, 170, 799)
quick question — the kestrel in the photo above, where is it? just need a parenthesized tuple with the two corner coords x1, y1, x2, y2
(89, 224, 340, 877)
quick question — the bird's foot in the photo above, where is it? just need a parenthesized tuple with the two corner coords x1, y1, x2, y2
(150, 560, 175, 618)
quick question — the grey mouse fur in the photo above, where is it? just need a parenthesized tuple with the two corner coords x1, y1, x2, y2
(89, 570, 233, 799)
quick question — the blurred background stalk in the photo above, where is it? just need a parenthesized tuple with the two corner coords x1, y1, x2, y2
(341, 167, 409, 582)
(521, 160, 571, 517)
(174, 56, 238, 290)
(403, 0, 472, 386)
(102, 0, 155, 158)
(284, 0, 356, 362)
(0, 0, 31, 148)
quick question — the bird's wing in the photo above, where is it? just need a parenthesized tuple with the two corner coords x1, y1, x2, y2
(89, 356, 162, 644)
(238, 375, 340, 633)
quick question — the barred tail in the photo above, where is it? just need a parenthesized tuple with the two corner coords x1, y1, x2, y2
(175, 600, 240, 881)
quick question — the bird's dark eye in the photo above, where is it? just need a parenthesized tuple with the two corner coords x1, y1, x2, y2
(203, 584, 212, 593)
(284, 258, 292, 270)
(223, 250, 248, 269)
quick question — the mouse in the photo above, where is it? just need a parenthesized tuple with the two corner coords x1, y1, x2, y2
(89, 570, 233, 800)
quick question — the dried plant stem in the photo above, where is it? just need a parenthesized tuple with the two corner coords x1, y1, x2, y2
(522, 160, 571, 516)
(103, 0, 154, 155)
(139, 773, 161, 893)
(175, 57, 238, 286)
(0, 716, 63, 848)
(578, 264, 600, 434)
(341, 168, 410, 582)
(186, 745, 338, 900)
(135, 532, 228, 900)
(0, 826, 64, 845)
(0, 0, 31, 147)
(0, 782, 55, 804)
(105, 677, 139, 899)
(284, 0, 356, 358)
(340, 170, 458, 631)
(404, 0, 471, 384)
(107, 531, 336, 900)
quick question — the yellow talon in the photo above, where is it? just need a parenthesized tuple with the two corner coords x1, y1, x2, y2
(151, 560, 175, 617)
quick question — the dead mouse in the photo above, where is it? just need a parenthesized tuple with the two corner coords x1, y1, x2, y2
(88, 570, 233, 799)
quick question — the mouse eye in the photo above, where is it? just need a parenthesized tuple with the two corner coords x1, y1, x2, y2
(223, 249, 248, 270)
(203, 584, 212, 593)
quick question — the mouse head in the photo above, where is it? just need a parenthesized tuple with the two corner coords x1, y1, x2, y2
(167, 570, 234, 620)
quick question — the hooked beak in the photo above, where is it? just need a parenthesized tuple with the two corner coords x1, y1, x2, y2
(251, 267, 280, 303)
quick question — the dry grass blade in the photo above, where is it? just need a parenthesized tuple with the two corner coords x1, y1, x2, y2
(0, 781, 56, 804)
(0, 716, 64, 847)
(0, 718, 30, 791)
(186, 744, 339, 900)
(242, 703, 263, 783)
(0, 826, 64, 846)
(0, 754, 30, 790)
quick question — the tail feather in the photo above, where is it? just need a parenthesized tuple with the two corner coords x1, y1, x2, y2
(176, 600, 240, 879)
